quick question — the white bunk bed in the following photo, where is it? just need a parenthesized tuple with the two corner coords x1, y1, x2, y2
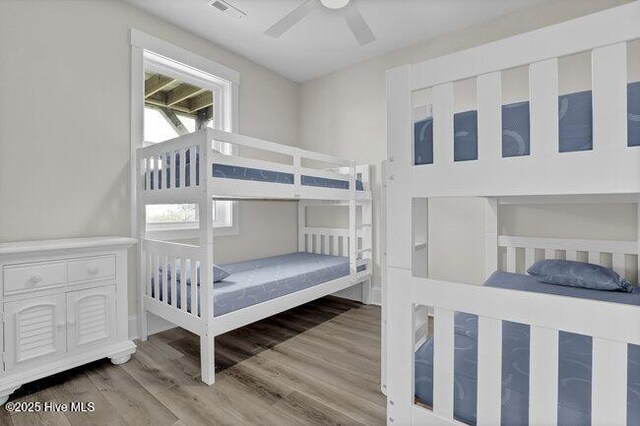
(135, 127, 372, 385)
(386, 3, 640, 425)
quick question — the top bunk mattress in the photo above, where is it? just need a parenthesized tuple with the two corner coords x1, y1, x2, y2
(156, 252, 360, 317)
(415, 271, 640, 426)
(149, 155, 365, 191)
(414, 81, 640, 164)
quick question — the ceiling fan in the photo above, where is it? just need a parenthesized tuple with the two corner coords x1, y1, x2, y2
(265, 0, 376, 46)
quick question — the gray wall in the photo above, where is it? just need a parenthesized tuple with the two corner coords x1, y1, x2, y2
(299, 0, 636, 287)
(0, 0, 300, 312)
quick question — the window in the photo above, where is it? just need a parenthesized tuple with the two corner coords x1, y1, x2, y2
(142, 51, 237, 237)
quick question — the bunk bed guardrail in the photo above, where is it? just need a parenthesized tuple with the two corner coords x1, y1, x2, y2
(386, 2, 640, 425)
(137, 128, 370, 201)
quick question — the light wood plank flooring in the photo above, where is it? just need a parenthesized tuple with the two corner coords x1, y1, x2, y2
(0, 296, 385, 426)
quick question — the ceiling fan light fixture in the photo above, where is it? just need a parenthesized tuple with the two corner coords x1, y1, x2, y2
(320, 0, 350, 10)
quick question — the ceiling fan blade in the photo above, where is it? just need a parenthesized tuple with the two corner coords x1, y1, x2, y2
(265, 0, 316, 38)
(343, 2, 376, 46)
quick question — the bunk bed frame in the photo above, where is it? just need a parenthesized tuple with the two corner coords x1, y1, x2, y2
(386, 3, 640, 425)
(135, 127, 372, 385)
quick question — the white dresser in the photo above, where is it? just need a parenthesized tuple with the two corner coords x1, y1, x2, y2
(0, 237, 137, 404)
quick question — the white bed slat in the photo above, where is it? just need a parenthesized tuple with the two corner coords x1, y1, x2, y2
(343, 236, 349, 257)
(189, 147, 196, 188)
(476, 316, 502, 426)
(162, 255, 168, 303)
(525, 247, 536, 270)
(529, 58, 559, 158)
(144, 158, 150, 191)
(592, 42, 628, 152)
(332, 235, 339, 256)
(433, 83, 454, 164)
(565, 250, 577, 261)
(170, 256, 177, 308)
(433, 307, 455, 419)
(589, 251, 600, 265)
(144, 250, 151, 297)
(545, 249, 555, 260)
(591, 337, 627, 425)
(157, 155, 163, 190)
(154, 253, 160, 301)
(189, 260, 197, 316)
(323, 235, 330, 255)
(484, 198, 498, 278)
(529, 326, 559, 426)
(314, 234, 321, 254)
(477, 72, 501, 161)
(506, 246, 516, 273)
(179, 259, 187, 312)
(612, 253, 625, 277)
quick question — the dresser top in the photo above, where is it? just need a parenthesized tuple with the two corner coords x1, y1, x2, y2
(0, 237, 137, 255)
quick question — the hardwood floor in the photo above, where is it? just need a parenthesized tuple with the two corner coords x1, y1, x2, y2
(0, 296, 386, 426)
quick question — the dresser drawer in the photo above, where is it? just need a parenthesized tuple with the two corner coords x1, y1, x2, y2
(3, 261, 67, 294)
(67, 255, 115, 283)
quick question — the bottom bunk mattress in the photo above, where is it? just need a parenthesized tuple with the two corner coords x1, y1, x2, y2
(414, 271, 640, 426)
(156, 252, 358, 317)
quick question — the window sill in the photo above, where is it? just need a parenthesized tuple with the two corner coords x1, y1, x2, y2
(146, 224, 239, 241)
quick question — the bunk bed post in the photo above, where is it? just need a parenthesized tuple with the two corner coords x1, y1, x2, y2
(200, 129, 216, 385)
(484, 197, 499, 278)
(136, 151, 148, 341)
(349, 160, 357, 280)
(361, 198, 373, 304)
(298, 201, 306, 252)
(386, 64, 414, 425)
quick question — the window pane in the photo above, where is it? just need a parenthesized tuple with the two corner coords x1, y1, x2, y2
(143, 67, 233, 229)
(147, 204, 197, 224)
(144, 108, 178, 143)
(177, 114, 196, 133)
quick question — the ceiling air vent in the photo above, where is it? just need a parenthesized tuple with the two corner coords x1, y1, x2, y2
(208, 0, 246, 19)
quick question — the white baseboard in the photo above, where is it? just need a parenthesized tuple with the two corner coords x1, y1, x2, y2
(128, 313, 176, 340)
(372, 285, 382, 306)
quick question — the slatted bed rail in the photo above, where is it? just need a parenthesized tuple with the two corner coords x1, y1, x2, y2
(301, 226, 371, 274)
(386, 2, 640, 200)
(137, 128, 370, 201)
(386, 3, 640, 426)
(140, 238, 208, 335)
(499, 235, 638, 279)
(137, 131, 204, 203)
(411, 277, 640, 426)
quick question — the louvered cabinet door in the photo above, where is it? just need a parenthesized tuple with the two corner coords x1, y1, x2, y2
(66, 286, 117, 352)
(4, 294, 67, 370)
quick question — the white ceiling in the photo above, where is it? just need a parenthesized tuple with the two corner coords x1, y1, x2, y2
(125, 0, 550, 82)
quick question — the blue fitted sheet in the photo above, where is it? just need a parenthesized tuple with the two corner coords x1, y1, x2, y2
(415, 271, 640, 425)
(148, 154, 364, 191)
(155, 252, 359, 317)
(414, 81, 640, 164)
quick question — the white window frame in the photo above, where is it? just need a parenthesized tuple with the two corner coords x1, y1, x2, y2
(130, 29, 240, 239)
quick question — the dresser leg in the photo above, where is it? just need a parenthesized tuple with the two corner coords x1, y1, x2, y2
(0, 386, 19, 406)
(110, 354, 131, 365)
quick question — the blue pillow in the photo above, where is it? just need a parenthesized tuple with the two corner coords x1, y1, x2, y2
(213, 264, 230, 283)
(527, 259, 633, 292)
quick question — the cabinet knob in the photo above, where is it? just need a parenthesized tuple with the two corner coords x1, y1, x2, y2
(30, 273, 43, 283)
(88, 266, 99, 275)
